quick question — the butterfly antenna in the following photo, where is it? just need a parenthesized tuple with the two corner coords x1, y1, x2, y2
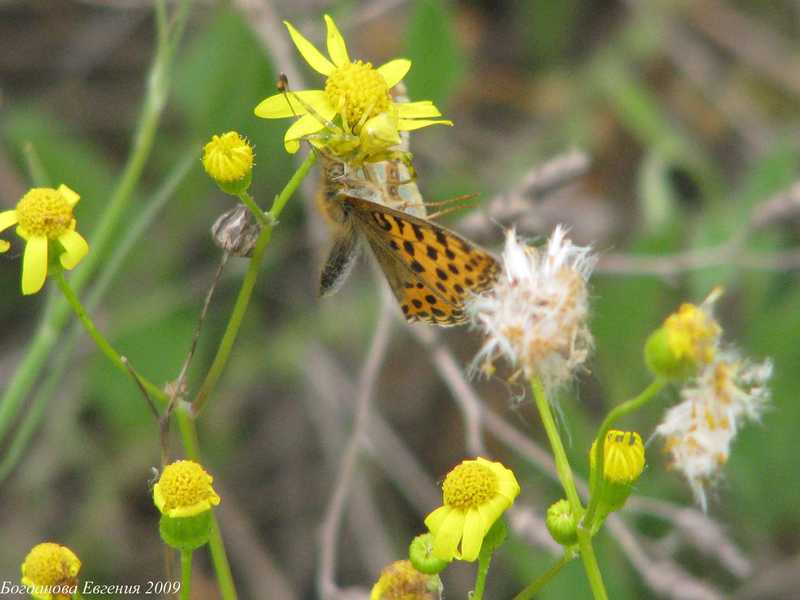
(277, 72, 340, 134)
(425, 194, 480, 220)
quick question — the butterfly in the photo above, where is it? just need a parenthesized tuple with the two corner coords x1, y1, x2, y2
(318, 187, 500, 326)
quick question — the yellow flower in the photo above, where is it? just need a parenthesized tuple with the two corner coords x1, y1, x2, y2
(591, 430, 645, 484)
(424, 457, 520, 562)
(153, 460, 221, 518)
(370, 560, 442, 600)
(0, 185, 89, 295)
(20, 542, 81, 600)
(645, 288, 723, 379)
(202, 131, 254, 184)
(254, 14, 451, 158)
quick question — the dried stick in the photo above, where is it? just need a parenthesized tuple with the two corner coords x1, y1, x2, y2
(317, 290, 395, 599)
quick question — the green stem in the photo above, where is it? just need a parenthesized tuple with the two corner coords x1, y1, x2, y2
(584, 378, 666, 527)
(530, 377, 581, 511)
(237, 191, 269, 226)
(512, 550, 575, 600)
(176, 403, 237, 600)
(54, 272, 168, 405)
(0, 0, 192, 444)
(191, 151, 316, 415)
(529, 376, 607, 600)
(180, 549, 192, 600)
(471, 548, 494, 600)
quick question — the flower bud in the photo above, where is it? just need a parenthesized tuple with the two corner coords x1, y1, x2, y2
(408, 533, 448, 575)
(645, 290, 722, 379)
(202, 131, 254, 195)
(546, 499, 580, 546)
(589, 431, 645, 519)
(370, 560, 442, 600)
(211, 204, 261, 257)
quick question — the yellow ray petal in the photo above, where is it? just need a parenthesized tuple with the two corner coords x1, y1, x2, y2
(377, 59, 411, 88)
(460, 509, 486, 562)
(432, 509, 465, 561)
(0, 209, 19, 233)
(0, 240, 9, 253)
(398, 118, 453, 131)
(396, 101, 442, 119)
(324, 15, 349, 67)
(284, 114, 326, 153)
(284, 20, 335, 76)
(58, 229, 89, 270)
(424, 505, 452, 533)
(21, 236, 48, 295)
(254, 89, 328, 118)
(57, 184, 80, 207)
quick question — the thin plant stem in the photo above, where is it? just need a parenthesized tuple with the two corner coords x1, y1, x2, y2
(0, 155, 194, 484)
(54, 271, 168, 405)
(471, 547, 494, 600)
(529, 376, 607, 600)
(180, 550, 192, 600)
(529, 377, 581, 511)
(175, 403, 237, 600)
(237, 191, 269, 225)
(0, 0, 192, 444)
(191, 151, 317, 415)
(512, 550, 575, 600)
(584, 378, 667, 528)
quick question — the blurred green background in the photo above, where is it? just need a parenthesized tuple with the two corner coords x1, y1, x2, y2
(1, 0, 799, 598)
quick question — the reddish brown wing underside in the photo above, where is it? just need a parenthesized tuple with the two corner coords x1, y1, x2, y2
(341, 195, 499, 326)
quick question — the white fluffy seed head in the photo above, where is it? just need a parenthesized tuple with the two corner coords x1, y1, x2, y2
(467, 226, 596, 391)
(655, 350, 772, 510)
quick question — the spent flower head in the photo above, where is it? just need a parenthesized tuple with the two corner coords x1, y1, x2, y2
(424, 457, 519, 562)
(254, 15, 451, 161)
(0, 185, 89, 295)
(646, 288, 722, 379)
(468, 227, 595, 390)
(655, 351, 772, 510)
(20, 542, 81, 600)
(202, 131, 254, 188)
(370, 560, 442, 600)
(153, 459, 220, 518)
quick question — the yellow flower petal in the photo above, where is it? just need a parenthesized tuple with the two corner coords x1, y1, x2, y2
(0, 240, 9, 253)
(284, 20, 335, 76)
(460, 508, 486, 561)
(0, 209, 19, 233)
(377, 59, 411, 88)
(254, 89, 329, 118)
(57, 184, 80, 207)
(432, 509, 465, 561)
(22, 235, 48, 295)
(284, 113, 327, 153)
(396, 101, 442, 119)
(424, 505, 452, 533)
(58, 229, 89, 270)
(398, 118, 453, 131)
(324, 15, 350, 67)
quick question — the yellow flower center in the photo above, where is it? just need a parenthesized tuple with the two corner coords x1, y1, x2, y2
(371, 560, 439, 600)
(21, 543, 81, 589)
(324, 60, 391, 127)
(202, 131, 254, 183)
(157, 460, 218, 512)
(15, 188, 74, 239)
(665, 303, 721, 365)
(442, 461, 498, 509)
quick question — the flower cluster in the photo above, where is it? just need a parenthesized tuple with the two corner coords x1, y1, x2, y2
(370, 560, 442, 600)
(655, 351, 772, 510)
(20, 542, 81, 600)
(468, 227, 596, 390)
(254, 15, 450, 162)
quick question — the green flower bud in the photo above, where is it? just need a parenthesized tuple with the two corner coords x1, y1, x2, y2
(546, 499, 580, 546)
(409, 533, 449, 575)
(589, 431, 646, 521)
(159, 511, 213, 552)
